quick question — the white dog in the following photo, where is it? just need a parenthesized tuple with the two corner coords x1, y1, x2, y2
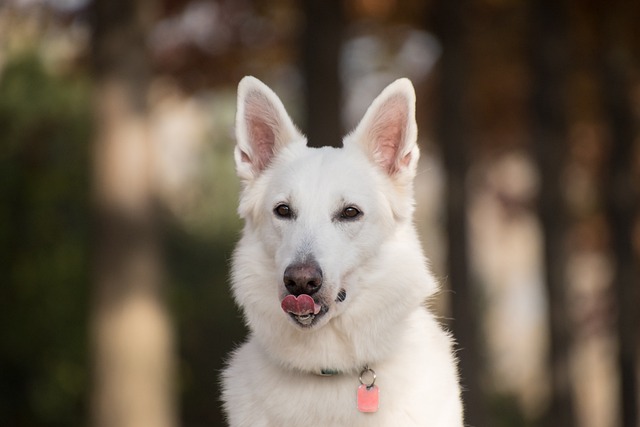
(222, 76, 464, 427)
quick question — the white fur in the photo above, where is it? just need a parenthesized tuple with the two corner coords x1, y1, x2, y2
(222, 76, 464, 427)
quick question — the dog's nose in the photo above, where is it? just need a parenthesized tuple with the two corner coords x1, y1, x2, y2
(283, 260, 323, 296)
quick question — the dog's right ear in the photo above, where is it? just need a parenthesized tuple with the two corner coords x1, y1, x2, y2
(235, 76, 304, 181)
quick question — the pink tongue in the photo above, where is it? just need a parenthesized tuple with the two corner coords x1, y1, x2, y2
(281, 294, 321, 316)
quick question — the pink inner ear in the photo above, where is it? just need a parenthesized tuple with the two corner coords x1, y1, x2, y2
(371, 95, 408, 174)
(246, 117, 275, 172)
(243, 91, 279, 173)
(377, 125, 404, 173)
(400, 152, 412, 168)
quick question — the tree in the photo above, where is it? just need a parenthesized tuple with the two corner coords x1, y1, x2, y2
(89, 0, 177, 426)
(597, 4, 639, 426)
(301, 0, 345, 148)
(432, 0, 488, 425)
(529, 0, 576, 425)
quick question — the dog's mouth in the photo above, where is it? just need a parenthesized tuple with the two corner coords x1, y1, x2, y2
(280, 290, 347, 327)
(289, 310, 324, 326)
(281, 294, 326, 327)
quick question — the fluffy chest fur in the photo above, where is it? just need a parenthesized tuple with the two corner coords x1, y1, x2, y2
(223, 310, 461, 427)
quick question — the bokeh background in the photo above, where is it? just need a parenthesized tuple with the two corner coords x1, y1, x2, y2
(0, 0, 639, 426)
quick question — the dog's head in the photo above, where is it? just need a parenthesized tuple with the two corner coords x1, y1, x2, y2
(231, 76, 425, 336)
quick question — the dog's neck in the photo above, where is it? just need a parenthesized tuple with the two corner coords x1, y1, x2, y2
(253, 305, 420, 378)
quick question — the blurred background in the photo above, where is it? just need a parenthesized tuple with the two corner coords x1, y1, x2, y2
(0, 0, 638, 426)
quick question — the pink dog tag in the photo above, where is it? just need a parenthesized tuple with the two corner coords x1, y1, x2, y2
(357, 384, 379, 413)
(357, 366, 379, 413)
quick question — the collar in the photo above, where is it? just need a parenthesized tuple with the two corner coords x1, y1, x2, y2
(315, 365, 376, 383)
(316, 368, 342, 376)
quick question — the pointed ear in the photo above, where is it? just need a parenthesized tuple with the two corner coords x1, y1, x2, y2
(235, 76, 304, 181)
(346, 78, 419, 179)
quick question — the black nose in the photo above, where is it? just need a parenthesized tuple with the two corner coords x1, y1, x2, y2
(283, 260, 323, 296)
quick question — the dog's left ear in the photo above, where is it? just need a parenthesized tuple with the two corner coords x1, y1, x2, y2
(346, 78, 419, 181)
(235, 76, 304, 182)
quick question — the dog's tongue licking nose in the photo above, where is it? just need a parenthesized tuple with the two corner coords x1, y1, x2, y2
(281, 294, 321, 316)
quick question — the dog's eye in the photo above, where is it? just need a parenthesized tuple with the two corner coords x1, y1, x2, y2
(274, 204, 292, 218)
(341, 206, 362, 220)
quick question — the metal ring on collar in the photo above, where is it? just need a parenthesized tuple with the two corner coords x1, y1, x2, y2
(359, 366, 376, 388)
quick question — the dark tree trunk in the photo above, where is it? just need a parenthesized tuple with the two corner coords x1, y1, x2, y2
(433, 0, 487, 425)
(90, 1, 176, 426)
(597, 6, 640, 427)
(301, 0, 345, 148)
(529, 0, 576, 426)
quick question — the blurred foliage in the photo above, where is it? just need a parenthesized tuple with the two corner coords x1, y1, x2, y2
(0, 50, 247, 426)
(165, 219, 245, 426)
(163, 112, 246, 425)
(489, 393, 535, 427)
(0, 52, 91, 426)
(0, 50, 247, 427)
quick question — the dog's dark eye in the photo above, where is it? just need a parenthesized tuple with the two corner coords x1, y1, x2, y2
(274, 204, 292, 218)
(341, 206, 362, 220)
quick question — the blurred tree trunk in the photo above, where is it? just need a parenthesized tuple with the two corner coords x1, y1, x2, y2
(529, 0, 576, 426)
(597, 5, 640, 427)
(432, 0, 487, 425)
(301, 0, 344, 148)
(90, 1, 177, 427)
